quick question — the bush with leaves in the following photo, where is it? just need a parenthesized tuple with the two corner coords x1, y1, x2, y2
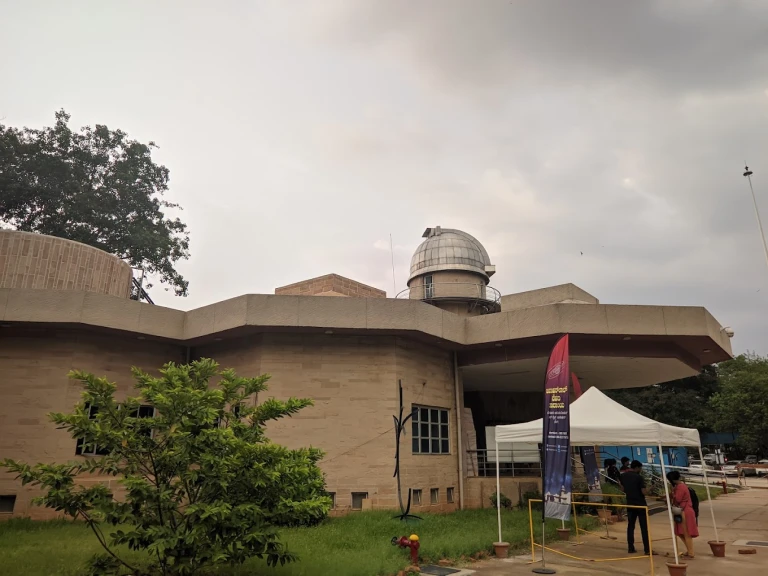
(517, 490, 542, 511)
(489, 491, 512, 510)
(1, 358, 331, 575)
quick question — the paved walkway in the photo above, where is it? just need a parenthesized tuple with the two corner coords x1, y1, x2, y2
(464, 488, 768, 575)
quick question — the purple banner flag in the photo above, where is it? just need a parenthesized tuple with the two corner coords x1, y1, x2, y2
(542, 334, 572, 521)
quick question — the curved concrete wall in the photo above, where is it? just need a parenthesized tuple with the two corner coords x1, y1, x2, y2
(0, 230, 132, 298)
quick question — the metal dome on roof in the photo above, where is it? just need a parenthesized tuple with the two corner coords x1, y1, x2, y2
(408, 226, 496, 284)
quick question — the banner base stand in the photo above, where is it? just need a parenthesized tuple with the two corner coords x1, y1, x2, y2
(532, 568, 557, 574)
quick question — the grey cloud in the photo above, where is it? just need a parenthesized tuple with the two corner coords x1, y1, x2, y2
(321, 0, 768, 94)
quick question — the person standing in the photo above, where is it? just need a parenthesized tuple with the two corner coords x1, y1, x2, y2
(620, 456, 631, 473)
(620, 460, 654, 555)
(666, 471, 699, 559)
(605, 459, 621, 485)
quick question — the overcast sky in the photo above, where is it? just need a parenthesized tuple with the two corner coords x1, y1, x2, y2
(2, 1, 768, 354)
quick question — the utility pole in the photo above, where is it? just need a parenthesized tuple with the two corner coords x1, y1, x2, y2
(743, 165, 768, 274)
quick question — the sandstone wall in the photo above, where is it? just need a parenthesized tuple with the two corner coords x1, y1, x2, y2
(275, 274, 386, 298)
(0, 230, 133, 298)
(0, 329, 182, 519)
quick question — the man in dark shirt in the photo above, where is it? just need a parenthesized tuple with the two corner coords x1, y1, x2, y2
(619, 460, 654, 555)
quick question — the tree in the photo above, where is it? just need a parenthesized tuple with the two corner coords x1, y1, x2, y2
(606, 365, 720, 431)
(0, 110, 190, 295)
(1, 359, 331, 575)
(711, 353, 768, 456)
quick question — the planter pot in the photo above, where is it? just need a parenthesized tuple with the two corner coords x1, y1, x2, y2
(597, 509, 611, 520)
(666, 562, 688, 576)
(610, 515, 619, 523)
(708, 540, 726, 557)
(556, 528, 570, 541)
(493, 542, 510, 558)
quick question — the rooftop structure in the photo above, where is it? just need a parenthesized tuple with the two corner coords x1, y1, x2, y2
(403, 227, 500, 315)
(409, 227, 496, 283)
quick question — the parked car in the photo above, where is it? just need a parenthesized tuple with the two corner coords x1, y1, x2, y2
(686, 463, 716, 477)
(722, 461, 741, 476)
(744, 455, 758, 464)
(757, 459, 768, 476)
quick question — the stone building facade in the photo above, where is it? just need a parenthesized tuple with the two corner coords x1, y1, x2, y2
(0, 228, 735, 519)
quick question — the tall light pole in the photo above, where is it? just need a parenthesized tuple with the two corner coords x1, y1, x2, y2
(743, 165, 768, 273)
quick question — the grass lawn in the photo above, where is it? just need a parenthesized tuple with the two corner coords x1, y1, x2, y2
(0, 508, 579, 576)
(690, 484, 723, 502)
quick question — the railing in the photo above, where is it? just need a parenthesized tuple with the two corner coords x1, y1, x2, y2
(467, 448, 738, 491)
(396, 283, 501, 311)
(465, 448, 541, 478)
(131, 277, 154, 304)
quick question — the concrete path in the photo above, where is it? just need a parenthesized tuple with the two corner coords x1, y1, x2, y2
(463, 488, 768, 575)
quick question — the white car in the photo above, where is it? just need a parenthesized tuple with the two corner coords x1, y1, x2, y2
(686, 463, 716, 477)
(757, 460, 768, 476)
(722, 461, 741, 476)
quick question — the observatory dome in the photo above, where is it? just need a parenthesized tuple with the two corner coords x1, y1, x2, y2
(408, 227, 495, 284)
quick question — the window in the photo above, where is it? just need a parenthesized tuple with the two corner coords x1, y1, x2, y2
(411, 406, 450, 454)
(351, 492, 368, 510)
(0, 495, 16, 513)
(329, 492, 336, 509)
(135, 405, 155, 419)
(447, 487, 455, 503)
(430, 488, 439, 504)
(424, 275, 434, 299)
(75, 404, 110, 456)
(76, 404, 155, 455)
(412, 489, 422, 505)
(134, 405, 156, 438)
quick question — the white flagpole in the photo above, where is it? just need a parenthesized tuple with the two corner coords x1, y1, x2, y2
(659, 443, 680, 564)
(496, 439, 502, 544)
(698, 445, 720, 542)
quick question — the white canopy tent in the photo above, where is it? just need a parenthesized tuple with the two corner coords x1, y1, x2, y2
(492, 387, 718, 563)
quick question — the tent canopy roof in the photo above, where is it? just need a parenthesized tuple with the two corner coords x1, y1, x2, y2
(494, 387, 701, 447)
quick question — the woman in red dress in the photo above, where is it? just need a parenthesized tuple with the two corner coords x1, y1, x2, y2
(666, 471, 699, 559)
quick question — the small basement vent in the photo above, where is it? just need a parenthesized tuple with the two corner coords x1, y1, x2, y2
(420, 566, 462, 576)
(0, 495, 16, 513)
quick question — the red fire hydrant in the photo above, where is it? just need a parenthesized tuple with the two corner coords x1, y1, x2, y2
(391, 534, 420, 565)
(722, 480, 728, 494)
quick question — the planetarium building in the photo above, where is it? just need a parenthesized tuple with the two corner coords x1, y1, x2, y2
(0, 227, 733, 518)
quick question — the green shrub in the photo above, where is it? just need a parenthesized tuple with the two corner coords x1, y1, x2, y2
(518, 490, 543, 511)
(2, 359, 331, 575)
(490, 492, 512, 510)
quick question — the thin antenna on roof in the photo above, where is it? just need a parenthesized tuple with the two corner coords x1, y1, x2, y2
(390, 233, 397, 297)
(743, 163, 768, 274)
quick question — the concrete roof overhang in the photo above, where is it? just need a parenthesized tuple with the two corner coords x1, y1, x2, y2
(0, 289, 733, 389)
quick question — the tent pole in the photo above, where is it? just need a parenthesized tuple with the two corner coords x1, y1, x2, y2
(697, 444, 720, 542)
(659, 443, 680, 564)
(496, 439, 502, 544)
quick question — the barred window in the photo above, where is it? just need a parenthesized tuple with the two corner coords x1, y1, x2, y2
(75, 404, 155, 455)
(411, 406, 449, 454)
